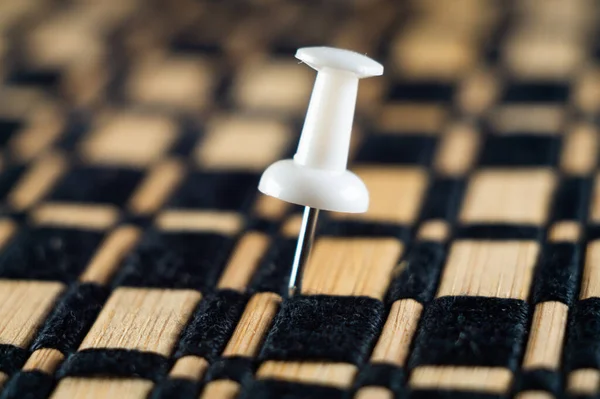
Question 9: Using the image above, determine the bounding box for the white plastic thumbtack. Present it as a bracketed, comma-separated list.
[258, 46, 384, 296]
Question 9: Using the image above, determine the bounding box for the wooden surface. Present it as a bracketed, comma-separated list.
[0, 0, 598, 398]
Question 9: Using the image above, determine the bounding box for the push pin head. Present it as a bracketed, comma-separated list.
[258, 47, 384, 296]
[259, 47, 383, 213]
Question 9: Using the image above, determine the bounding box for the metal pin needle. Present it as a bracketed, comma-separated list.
[288, 206, 320, 296]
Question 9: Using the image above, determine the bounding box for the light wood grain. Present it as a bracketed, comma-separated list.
[200, 380, 240, 399]
[156, 211, 242, 235]
[0, 87, 46, 120]
[0, 219, 16, 251]
[580, 240, 600, 299]
[548, 221, 581, 242]
[0, 281, 64, 346]
[522, 302, 568, 369]
[79, 226, 141, 285]
[460, 169, 556, 225]
[128, 159, 184, 214]
[0, 372, 6, 389]
[128, 55, 213, 110]
[568, 369, 599, 394]
[23, 348, 65, 373]
[457, 69, 499, 115]
[197, 115, 290, 170]
[417, 220, 450, 241]
[223, 292, 281, 357]
[79, 288, 200, 355]
[253, 194, 289, 220]
[574, 67, 600, 113]
[331, 167, 427, 224]
[81, 113, 176, 167]
[169, 355, 208, 380]
[0, 0, 42, 31]
[378, 105, 446, 134]
[281, 214, 303, 238]
[8, 152, 66, 210]
[11, 106, 63, 161]
[410, 366, 512, 393]
[589, 174, 600, 222]
[514, 391, 553, 399]
[561, 124, 598, 174]
[51, 378, 153, 399]
[504, 33, 582, 79]
[217, 233, 270, 291]
[235, 60, 313, 113]
[258, 361, 357, 388]
[32, 203, 118, 229]
[370, 299, 423, 366]
[437, 241, 539, 299]
[64, 59, 107, 108]
[434, 123, 479, 176]
[355, 386, 393, 399]
[492, 106, 564, 134]
[302, 238, 402, 299]
[391, 26, 476, 80]
[25, 8, 106, 69]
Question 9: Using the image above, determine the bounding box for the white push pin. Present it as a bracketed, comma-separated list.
[258, 47, 384, 296]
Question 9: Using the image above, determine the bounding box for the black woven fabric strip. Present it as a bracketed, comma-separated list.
[0, 371, 55, 399]
[249, 238, 295, 297]
[204, 356, 255, 383]
[0, 165, 24, 204]
[513, 368, 561, 395]
[409, 296, 529, 370]
[0, 345, 29, 375]
[57, 349, 170, 381]
[532, 244, 581, 306]
[455, 224, 543, 240]
[31, 283, 109, 353]
[566, 297, 600, 370]
[0, 119, 22, 147]
[167, 171, 259, 211]
[479, 134, 560, 167]
[260, 295, 385, 365]
[502, 82, 569, 103]
[113, 230, 236, 291]
[0, 227, 104, 282]
[239, 379, 346, 399]
[169, 118, 203, 158]
[586, 225, 600, 241]
[568, 395, 596, 399]
[388, 82, 455, 102]
[419, 177, 465, 221]
[550, 177, 592, 221]
[386, 241, 445, 305]
[355, 135, 437, 165]
[353, 363, 405, 393]
[7, 69, 61, 93]
[175, 290, 248, 362]
[49, 166, 143, 206]
[245, 217, 280, 235]
[55, 111, 91, 152]
[149, 379, 200, 399]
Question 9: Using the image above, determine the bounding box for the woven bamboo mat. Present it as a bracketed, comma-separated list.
[0, 0, 599, 398]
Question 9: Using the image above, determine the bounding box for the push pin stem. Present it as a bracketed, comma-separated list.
[258, 47, 383, 297]
[288, 206, 320, 296]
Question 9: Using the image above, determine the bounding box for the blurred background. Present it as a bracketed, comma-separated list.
[0, 0, 598, 205]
